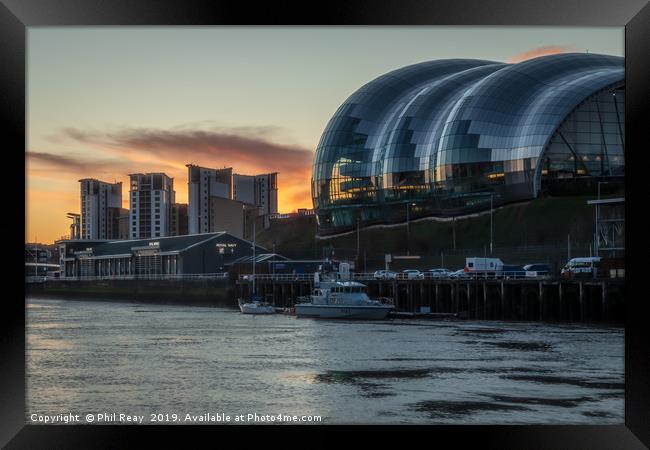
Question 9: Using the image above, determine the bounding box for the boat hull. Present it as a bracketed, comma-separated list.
[294, 304, 393, 320]
[239, 304, 275, 314]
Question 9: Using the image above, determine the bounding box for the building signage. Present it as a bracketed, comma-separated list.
[149, 242, 160, 247]
[216, 243, 237, 248]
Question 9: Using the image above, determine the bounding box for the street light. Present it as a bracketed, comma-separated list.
[406, 202, 416, 256]
[356, 217, 360, 264]
[490, 193, 493, 255]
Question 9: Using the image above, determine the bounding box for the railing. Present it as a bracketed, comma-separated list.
[25, 276, 48, 283]
[239, 272, 549, 282]
[239, 273, 315, 282]
[28, 273, 230, 282]
[357, 271, 554, 281]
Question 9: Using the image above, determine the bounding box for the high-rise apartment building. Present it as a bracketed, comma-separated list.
[187, 164, 233, 234]
[233, 172, 278, 217]
[187, 164, 278, 234]
[117, 209, 130, 240]
[170, 203, 189, 236]
[129, 173, 175, 238]
[79, 179, 122, 239]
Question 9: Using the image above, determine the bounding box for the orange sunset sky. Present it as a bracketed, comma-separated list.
[26, 27, 623, 243]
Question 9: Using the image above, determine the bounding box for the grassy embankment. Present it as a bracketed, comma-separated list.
[256, 194, 611, 272]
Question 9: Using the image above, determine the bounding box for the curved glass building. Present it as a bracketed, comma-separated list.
[312, 53, 625, 232]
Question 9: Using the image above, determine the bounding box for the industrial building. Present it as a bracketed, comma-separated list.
[79, 178, 123, 239]
[58, 232, 267, 278]
[129, 173, 175, 239]
[312, 53, 625, 232]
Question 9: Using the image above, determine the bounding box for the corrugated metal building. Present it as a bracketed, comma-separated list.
[58, 232, 266, 278]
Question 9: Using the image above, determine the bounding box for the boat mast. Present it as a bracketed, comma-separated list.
[252, 219, 256, 297]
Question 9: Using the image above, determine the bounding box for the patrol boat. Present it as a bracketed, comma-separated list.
[294, 263, 393, 320]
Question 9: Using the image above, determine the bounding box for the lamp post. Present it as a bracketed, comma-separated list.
[356, 217, 360, 267]
[406, 202, 416, 256]
[242, 204, 246, 240]
[490, 193, 493, 255]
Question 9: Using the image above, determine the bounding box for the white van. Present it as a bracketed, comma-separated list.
[561, 257, 601, 278]
[464, 257, 504, 276]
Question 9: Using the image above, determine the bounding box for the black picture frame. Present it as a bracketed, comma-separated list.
[3, 0, 648, 447]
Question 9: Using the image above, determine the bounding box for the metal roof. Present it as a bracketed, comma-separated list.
[230, 253, 289, 264]
[587, 197, 625, 205]
[86, 232, 226, 256]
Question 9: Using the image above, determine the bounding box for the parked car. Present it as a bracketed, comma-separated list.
[523, 264, 552, 278]
[449, 269, 470, 278]
[374, 269, 397, 280]
[464, 257, 503, 276]
[561, 257, 601, 278]
[501, 264, 527, 279]
[402, 269, 424, 280]
[426, 268, 452, 278]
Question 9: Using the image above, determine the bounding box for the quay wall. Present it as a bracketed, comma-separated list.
[26, 277, 625, 323]
[26, 279, 234, 307]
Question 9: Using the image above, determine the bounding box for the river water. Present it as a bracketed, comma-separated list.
[26, 298, 624, 425]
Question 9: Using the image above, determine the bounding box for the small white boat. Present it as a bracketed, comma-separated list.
[238, 221, 274, 315]
[239, 297, 275, 315]
[295, 265, 393, 320]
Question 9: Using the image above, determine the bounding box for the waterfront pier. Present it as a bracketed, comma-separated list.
[240, 275, 625, 323]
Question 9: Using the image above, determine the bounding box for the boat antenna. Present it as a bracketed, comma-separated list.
[252, 218, 256, 298]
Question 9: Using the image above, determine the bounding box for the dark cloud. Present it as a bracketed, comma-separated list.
[26, 151, 166, 175]
[59, 126, 314, 173]
[27, 152, 89, 171]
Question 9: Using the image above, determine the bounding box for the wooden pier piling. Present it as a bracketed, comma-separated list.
[238, 276, 624, 323]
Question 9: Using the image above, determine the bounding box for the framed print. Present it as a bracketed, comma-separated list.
[3, 0, 649, 447]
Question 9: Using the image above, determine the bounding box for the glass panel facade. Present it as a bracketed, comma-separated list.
[312, 53, 624, 231]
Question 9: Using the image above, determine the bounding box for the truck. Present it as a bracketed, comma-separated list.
[464, 257, 504, 277]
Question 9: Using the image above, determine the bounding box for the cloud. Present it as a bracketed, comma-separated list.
[508, 45, 576, 63]
[26, 151, 138, 174]
[58, 125, 314, 174]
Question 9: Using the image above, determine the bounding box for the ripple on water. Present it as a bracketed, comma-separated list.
[501, 374, 624, 390]
[411, 400, 528, 419]
[25, 298, 624, 424]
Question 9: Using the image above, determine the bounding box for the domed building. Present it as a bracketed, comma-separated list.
[311, 53, 625, 233]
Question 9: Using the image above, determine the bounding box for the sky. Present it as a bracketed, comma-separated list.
[26, 26, 623, 243]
